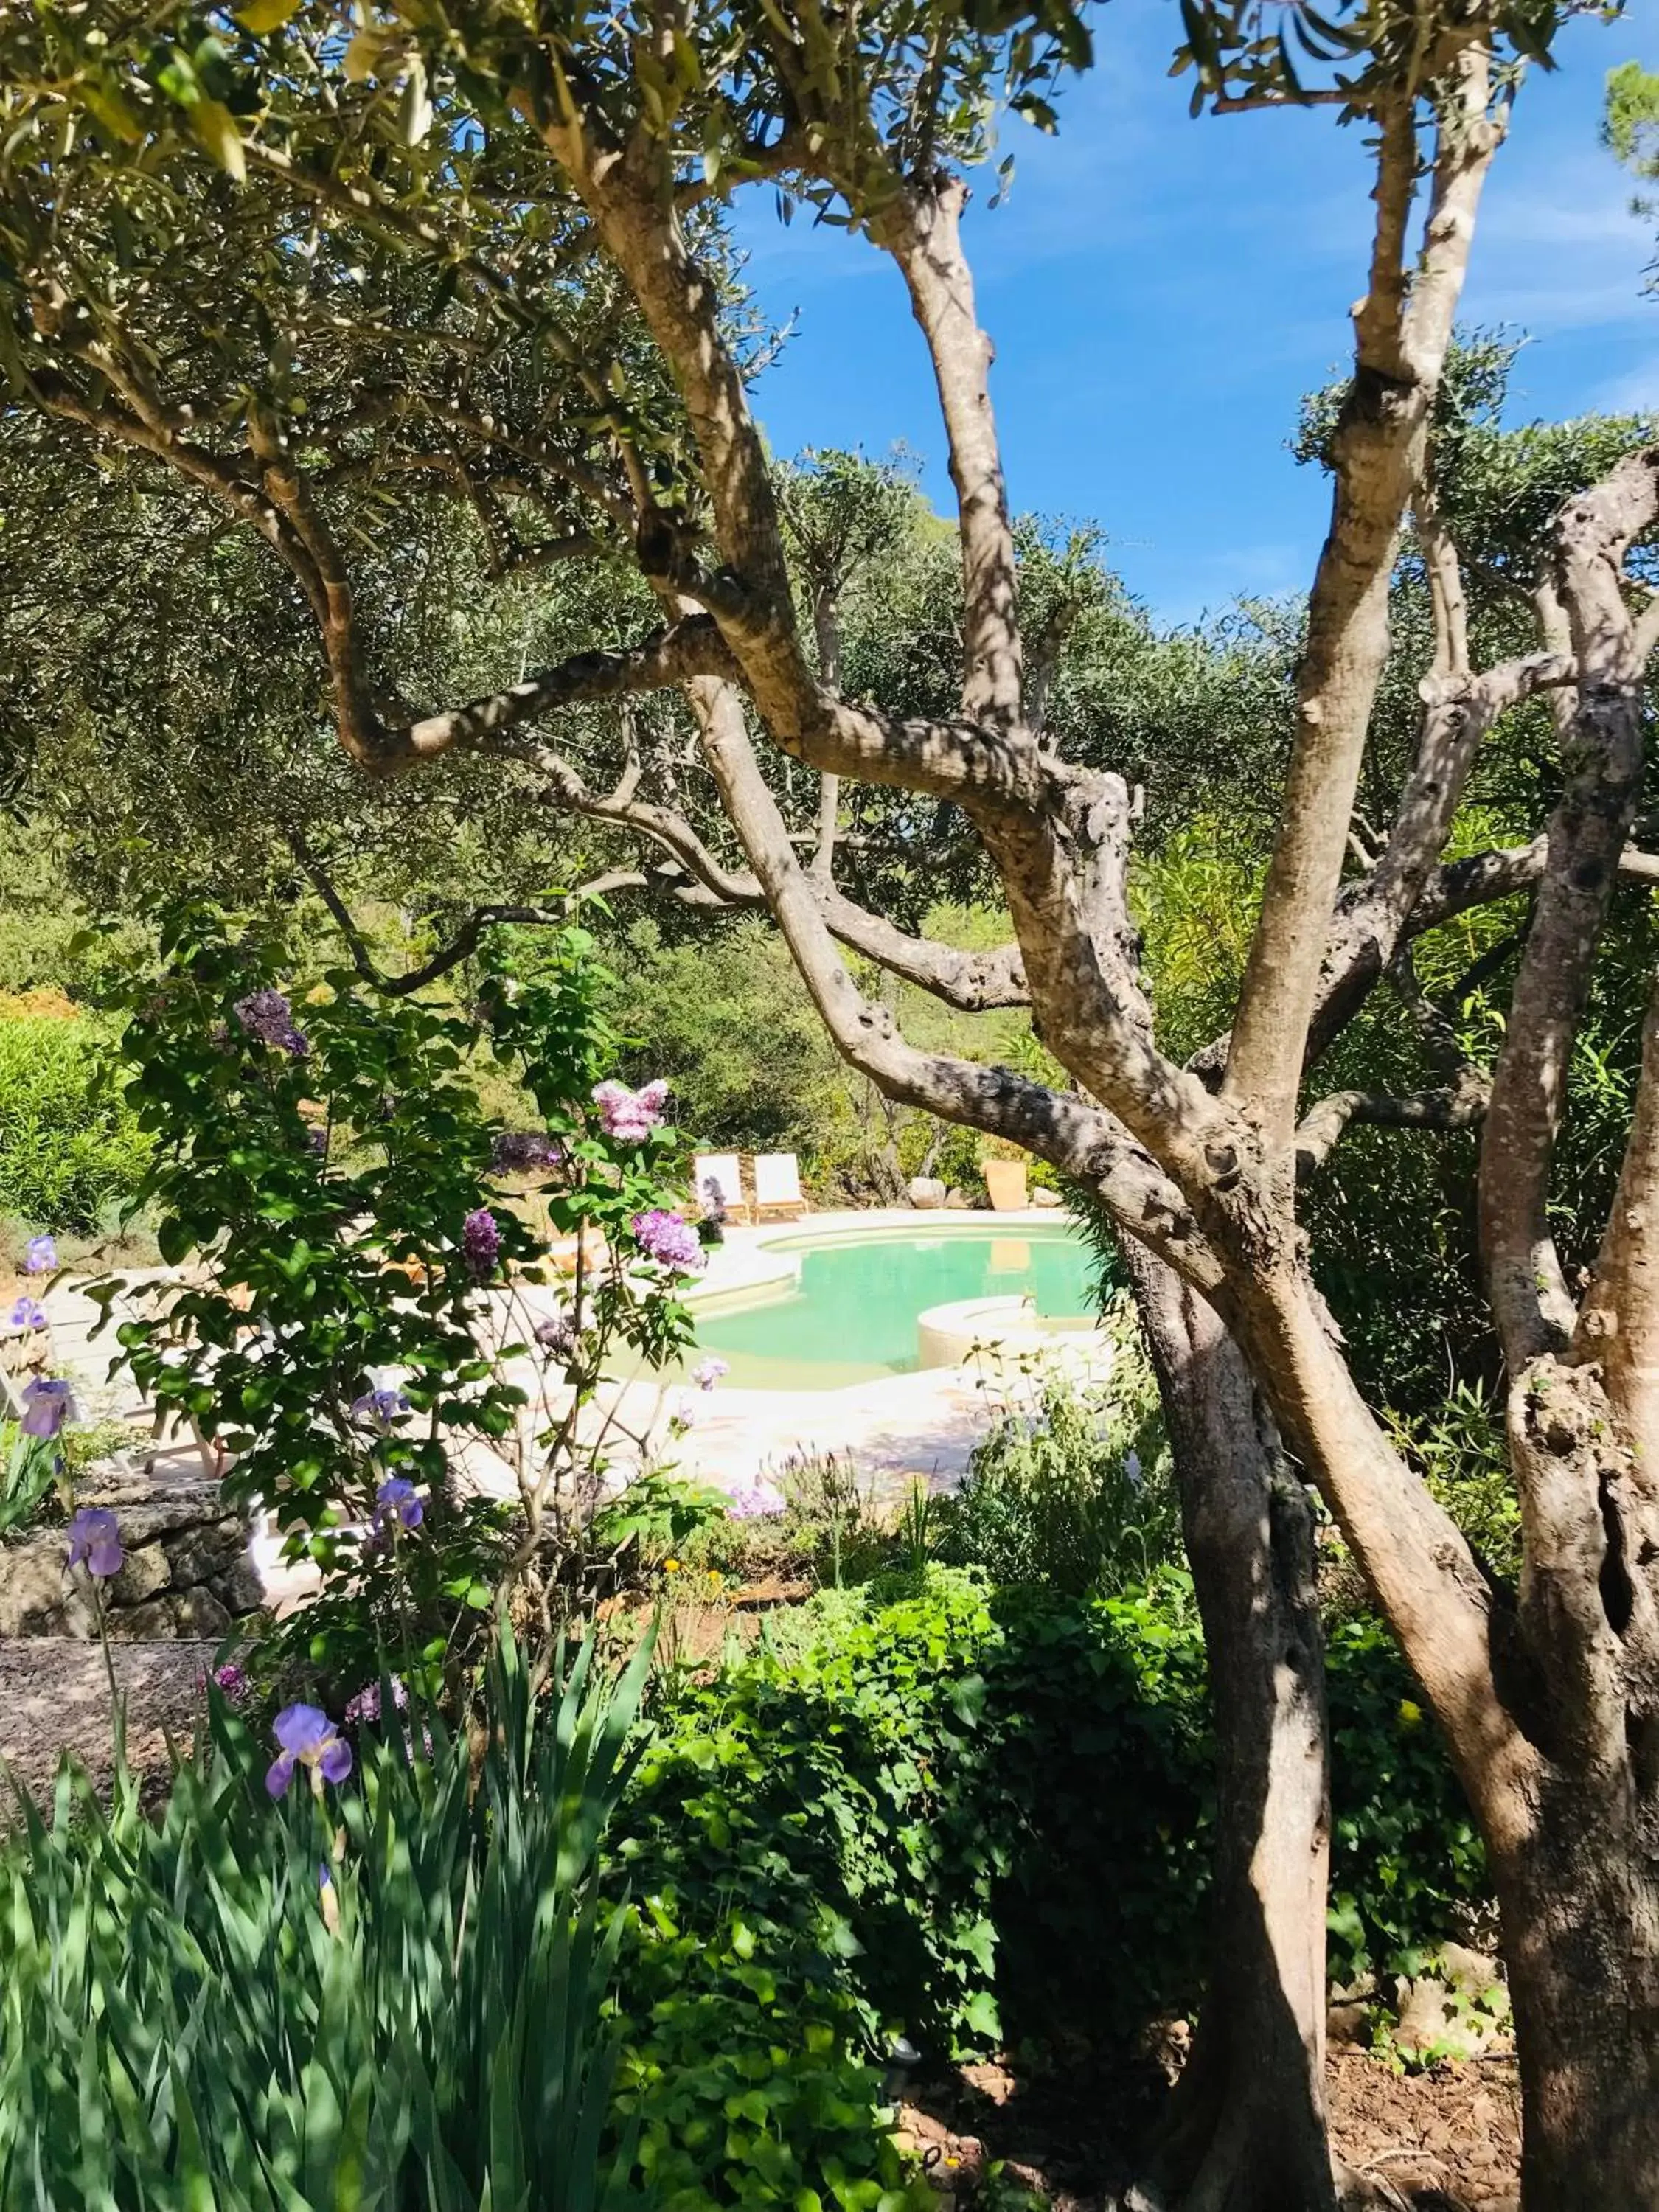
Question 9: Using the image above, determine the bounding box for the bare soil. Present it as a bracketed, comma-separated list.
[0, 1635, 216, 1816]
[897, 2045, 1521, 2210]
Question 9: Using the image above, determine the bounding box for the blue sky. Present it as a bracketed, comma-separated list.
[734, 6, 1658, 625]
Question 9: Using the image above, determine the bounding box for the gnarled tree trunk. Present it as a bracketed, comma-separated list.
[1121, 1243, 1338, 2212]
[1496, 1788, 1659, 2209]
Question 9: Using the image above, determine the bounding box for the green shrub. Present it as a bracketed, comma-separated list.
[614, 1571, 1492, 2127]
[0, 1015, 150, 1231]
[936, 1320, 1176, 1597]
[0, 1635, 645, 2211]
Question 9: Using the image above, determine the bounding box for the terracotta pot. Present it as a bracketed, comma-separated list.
[983, 1158, 1029, 1212]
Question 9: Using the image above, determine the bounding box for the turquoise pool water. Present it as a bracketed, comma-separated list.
[691, 1225, 1099, 1391]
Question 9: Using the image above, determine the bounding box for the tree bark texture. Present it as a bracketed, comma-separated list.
[1121, 1243, 1338, 2212]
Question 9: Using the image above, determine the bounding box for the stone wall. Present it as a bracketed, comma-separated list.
[0, 1461, 262, 1639]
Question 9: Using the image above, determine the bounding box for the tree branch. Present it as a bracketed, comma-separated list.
[1481, 447, 1659, 1367]
[1224, 53, 1502, 1144]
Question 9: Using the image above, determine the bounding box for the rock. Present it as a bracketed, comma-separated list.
[211, 1554, 266, 1616]
[908, 1176, 947, 1208]
[944, 1186, 973, 1209]
[1030, 1185, 1062, 1208]
[110, 1542, 172, 1607]
[1438, 1942, 1506, 2007]
[175, 1586, 232, 1638]
[0, 1543, 72, 1636]
[164, 1518, 244, 1585]
[1327, 1999, 1372, 2045]
[107, 1597, 183, 1640]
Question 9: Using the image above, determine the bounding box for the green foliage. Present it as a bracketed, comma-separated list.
[0, 1632, 647, 2211]
[0, 1016, 151, 1232]
[0, 1423, 63, 1541]
[1325, 1617, 1489, 1986]
[1385, 1383, 1520, 1585]
[95, 901, 697, 1693]
[936, 1324, 1176, 1598]
[615, 1568, 1489, 2113]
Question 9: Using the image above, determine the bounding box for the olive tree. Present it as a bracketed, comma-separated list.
[6, 3, 1659, 2205]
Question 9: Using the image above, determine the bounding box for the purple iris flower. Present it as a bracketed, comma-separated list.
[631, 1209, 703, 1273]
[591, 1079, 667, 1143]
[66, 1506, 124, 1578]
[266, 1703, 352, 1798]
[373, 1476, 423, 1534]
[212, 1663, 248, 1701]
[350, 1387, 410, 1432]
[462, 1207, 501, 1281]
[233, 987, 310, 1057]
[22, 1234, 57, 1275]
[9, 1296, 46, 1330]
[20, 1377, 76, 1439]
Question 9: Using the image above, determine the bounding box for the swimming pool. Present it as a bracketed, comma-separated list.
[689, 1224, 1101, 1391]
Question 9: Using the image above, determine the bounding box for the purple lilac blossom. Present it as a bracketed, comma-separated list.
[591, 1079, 668, 1143]
[9, 1296, 46, 1330]
[266, 1703, 352, 1798]
[66, 1506, 124, 1578]
[233, 988, 310, 1057]
[20, 1377, 76, 1439]
[631, 1210, 703, 1273]
[374, 1476, 423, 1533]
[726, 1478, 786, 1520]
[692, 1357, 729, 1391]
[22, 1235, 57, 1275]
[344, 1676, 410, 1727]
[462, 1207, 501, 1280]
[491, 1130, 565, 1175]
[350, 1387, 411, 1431]
[534, 1309, 580, 1363]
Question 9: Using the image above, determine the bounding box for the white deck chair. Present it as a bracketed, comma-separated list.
[752, 1152, 806, 1220]
[692, 1153, 748, 1225]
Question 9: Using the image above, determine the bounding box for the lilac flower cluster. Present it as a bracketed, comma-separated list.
[691, 1357, 729, 1391]
[267, 1704, 352, 1798]
[66, 1506, 123, 1577]
[591, 1079, 667, 1143]
[726, 1478, 786, 1520]
[535, 1309, 580, 1364]
[631, 1209, 703, 1273]
[233, 987, 310, 1057]
[374, 1476, 423, 1534]
[462, 1207, 501, 1281]
[344, 1674, 409, 1728]
[21, 1377, 76, 1439]
[490, 1129, 566, 1175]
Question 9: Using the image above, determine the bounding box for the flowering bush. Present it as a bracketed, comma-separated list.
[93, 901, 700, 1694]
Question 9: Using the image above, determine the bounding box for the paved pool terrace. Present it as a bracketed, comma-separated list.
[27, 1209, 1107, 1605]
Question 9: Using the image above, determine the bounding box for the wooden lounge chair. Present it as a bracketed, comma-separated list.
[753, 1152, 807, 1221]
[692, 1152, 749, 1225]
